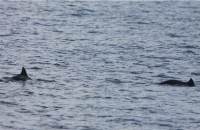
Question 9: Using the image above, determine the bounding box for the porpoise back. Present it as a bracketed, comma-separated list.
[160, 78, 195, 87]
[11, 67, 31, 81]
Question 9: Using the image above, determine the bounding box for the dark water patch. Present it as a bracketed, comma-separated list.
[137, 21, 150, 25]
[82, 95, 102, 100]
[87, 30, 100, 34]
[167, 33, 189, 38]
[20, 17, 31, 21]
[182, 45, 198, 49]
[131, 96, 140, 100]
[7, 113, 15, 117]
[0, 79, 4, 82]
[119, 89, 126, 91]
[141, 96, 156, 100]
[36, 79, 56, 82]
[149, 109, 158, 114]
[36, 109, 48, 113]
[68, 4, 76, 7]
[134, 82, 146, 85]
[38, 93, 56, 98]
[35, 105, 48, 109]
[183, 50, 196, 55]
[52, 125, 69, 129]
[62, 38, 76, 41]
[139, 107, 149, 110]
[23, 90, 34, 96]
[130, 71, 143, 74]
[0, 34, 11, 37]
[71, 13, 82, 17]
[0, 101, 18, 106]
[0, 124, 15, 130]
[191, 72, 200, 76]
[30, 67, 42, 70]
[0, 92, 6, 97]
[105, 78, 131, 84]
[157, 123, 174, 128]
[52, 29, 63, 33]
[123, 118, 141, 124]
[83, 114, 95, 118]
[146, 89, 154, 92]
[107, 118, 141, 125]
[154, 74, 174, 79]
[54, 63, 69, 67]
[15, 108, 32, 113]
[104, 96, 112, 99]
[53, 106, 63, 110]
[78, 8, 95, 13]
[125, 108, 135, 111]
[55, 50, 69, 55]
[32, 31, 39, 35]
[77, 38, 89, 41]
[105, 78, 122, 84]
[98, 115, 113, 118]
[30, 62, 51, 65]
[44, 114, 52, 117]
[76, 126, 97, 130]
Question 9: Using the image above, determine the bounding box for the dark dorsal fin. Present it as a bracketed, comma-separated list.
[188, 78, 195, 86]
[20, 67, 28, 76]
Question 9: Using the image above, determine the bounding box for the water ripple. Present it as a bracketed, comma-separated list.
[0, 1, 200, 130]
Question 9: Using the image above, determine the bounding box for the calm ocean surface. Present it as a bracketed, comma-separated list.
[0, 1, 200, 130]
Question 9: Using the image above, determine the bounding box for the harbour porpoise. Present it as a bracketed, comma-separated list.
[160, 78, 195, 87]
[11, 67, 31, 81]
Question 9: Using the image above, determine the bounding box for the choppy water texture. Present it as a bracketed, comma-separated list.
[0, 1, 200, 130]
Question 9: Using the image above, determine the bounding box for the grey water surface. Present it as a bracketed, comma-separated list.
[0, 1, 200, 130]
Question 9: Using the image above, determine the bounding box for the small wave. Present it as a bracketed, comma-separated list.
[78, 8, 95, 13]
[192, 72, 200, 76]
[37, 79, 56, 82]
[183, 50, 196, 55]
[30, 62, 51, 65]
[98, 115, 113, 118]
[104, 96, 112, 99]
[0, 34, 11, 37]
[0, 79, 4, 82]
[157, 122, 174, 128]
[51, 125, 69, 129]
[130, 71, 142, 74]
[167, 33, 189, 38]
[52, 29, 63, 33]
[54, 62, 69, 67]
[182, 45, 197, 49]
[71, 13, 82, 17]
[137, 21, 149, 25]
[108, 118, 141, 125]
[30, 67, 42, 70]
[23, 91, 34, 95]
[105, 78, 132, 84]
[141, 96, 156, 100]
[20, 17, 31, 21]
[0, 101, 18, 106]
[34, 105, 48, 109]
[15, 108, 32, 113]
[77, 38, 89, 41]
[62, 38, 76, 41]
[87, 30, 100, 34]
[53, 106, 63, 110]
[105, 78, 123, 84]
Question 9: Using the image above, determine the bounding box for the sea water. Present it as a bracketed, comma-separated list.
[0, 1, 200, 130]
